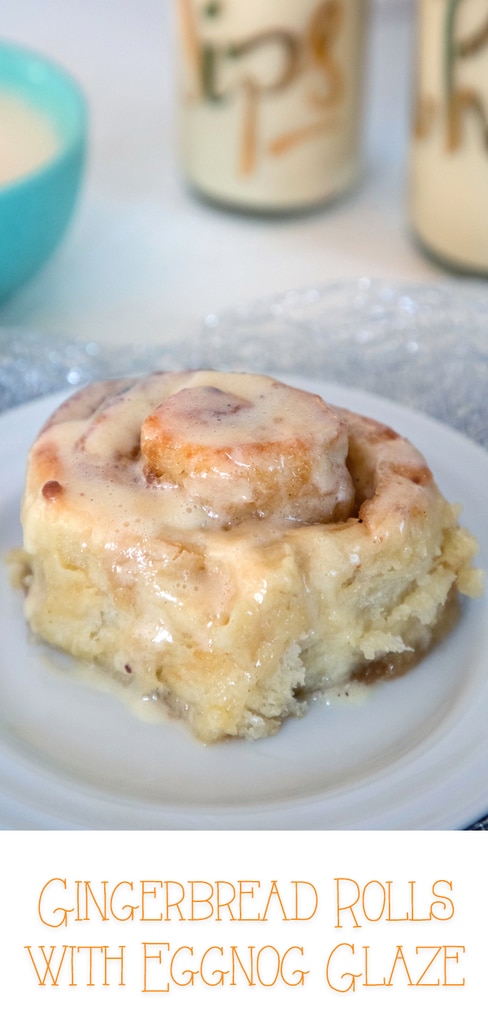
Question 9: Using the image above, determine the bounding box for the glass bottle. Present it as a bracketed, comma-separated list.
[410, 0, 488, 273]
[176, 0, 368, 212]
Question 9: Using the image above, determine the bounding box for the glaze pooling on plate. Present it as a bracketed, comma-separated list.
[0, 279, 487, 827]
[14, 370, 481, 744]
[0, 380, 487, 828]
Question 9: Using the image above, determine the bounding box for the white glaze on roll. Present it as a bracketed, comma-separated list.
[16, 370, 482, 743]
[30, 370, 355, 531]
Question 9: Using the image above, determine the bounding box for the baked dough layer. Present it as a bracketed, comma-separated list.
[15, 371, 482, 742]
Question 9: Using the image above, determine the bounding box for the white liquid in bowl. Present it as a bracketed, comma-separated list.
[0, 92, 59, 185]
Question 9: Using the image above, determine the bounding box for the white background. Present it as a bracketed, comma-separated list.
[1, 831, 486, 1023]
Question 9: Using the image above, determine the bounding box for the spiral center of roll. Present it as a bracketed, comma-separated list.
[145, 385, 257, 443]
[140, 375, 355, 526]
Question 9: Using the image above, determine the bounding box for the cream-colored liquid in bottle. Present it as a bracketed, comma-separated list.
[176, 0, 367, 212]
[410, 0, 488, 273]
[0, 92, 59, 185]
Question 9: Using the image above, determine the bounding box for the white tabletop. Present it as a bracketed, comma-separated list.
[1, 0, 447, 351]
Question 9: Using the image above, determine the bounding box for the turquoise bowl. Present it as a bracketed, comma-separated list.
[0, 41, 87, 303]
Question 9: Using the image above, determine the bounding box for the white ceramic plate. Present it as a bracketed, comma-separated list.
[0, 378, 486, 830]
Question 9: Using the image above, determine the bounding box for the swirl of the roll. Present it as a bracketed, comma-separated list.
[29, 370, 356, 530]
